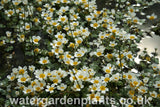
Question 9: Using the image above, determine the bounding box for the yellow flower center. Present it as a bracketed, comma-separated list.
[94, 80, 99, 84]
[19, 69, 25, 74]
[31, 81, 36, 87]
[90, 94, 95, 99]
[46, 17, 51, 20]
[97, 52, 102, 56]
[128, 75, 132, 79]
[87, 18, 92, 21]
[49, 87, 54, 91]
[129, 90, 135, 96]
[25, 25, 30, 29]
[128, 54, 132, 58]
[34, 38, 39, 43]
[20, 77, 26, 82]
[141, 89, 146, 93]
[42, 60, 47, 64]
[78, 75, 83, 79]
[57, 41, 62, 46]
[61, 17, 66, 22]
[149, 16, 155, 20]
[77, 40, 82, 44]
[11, 76, 15, 80]
[130, 9, 134, 12]
[53, 79, 58, 83]
[107, 54, 113, 59]
[105, 69, 111, 73]
[100, 86, 106, 91]
[39, 74, 45, 78]
[36, 87, 41, 91]
[133, 81, 138, 86]
[58, 35, 63, 39]
[26, 89, 31, 93]
[73, 32, 78, 36]
[93, 23, 98, 27]
[104, 77, 110, 82]
[77, 53, 82, 57]
[8, 11, 13, 15]
[60, 87, 65, 89]
[73, 62, 78, 65]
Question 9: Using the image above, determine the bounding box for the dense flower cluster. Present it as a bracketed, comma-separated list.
[0, 0, 160, 107]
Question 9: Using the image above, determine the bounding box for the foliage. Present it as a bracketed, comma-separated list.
[0, 0, 160, 107]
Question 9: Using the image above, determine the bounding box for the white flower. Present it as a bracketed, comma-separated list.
[50, 20, 58, 26]
[39, 57, 50, 64]
[71, 58, 81, 66]
[86, 15, 93, 22]
[23, 85, 33, 94]
[138, 86, 148, 94]
[58, 15, 68, 23]
[52, 47, 64, 55]
[94, 47, 105, 57]
[98, 32, 106, 39]
[151, 63, 158, 70]
[12, 0, 21, 6]
[101, 74, 110, 83]
[103, 64, 114, 74]
[5, 9, 14, 17]
[147, 13, 157, 20]
[154, 81, 160, 88]
[126, 51, 134, 60]
[15, 91, 19, 96]
[143, 77, 149, 84]
[72, 81, 84, 91]
[50, 76, 62, 85]
[0, 40, 5, 46]
[29, 65, 35, 72]
[150, 91, 157, 98]
[90, 21, 100, 29]
[109, 41, 117, 47]
[33, 83, 43, 92]
[18, 74, 30, 83]
[57, 83, 67, 91]
[18, 66, 27, 75]
[45, 69, 52, 77]
[92, 92, 104, 102]
[55, 32, 65, 39]
[129, 34, 137, 40]
[75, 70, 88, 80]
[91, 77, 102, 85]
[32, 36, 41, 44]
[97, 83, 108, 93]
[59, 6, 69, 13]
[35, 69, 47, 80]
[46, 84, 56, 93]
[71, 21, 79, 27]
[74, 52, 84, 57]
[18, 34, 25, 42]
[89, 84, 98, 92]
[71, 13, 80, 20]
[126, 72, 136, 80]
[116, 59, 126, 68]
[19, 12, 28, 19]
[75, 37, 83, 45]
[105, 53, 114, 61]
[131, 78, 140, 87]
[6, 31, 12, 37]
[61, 0, 70, 3]
[111, 73, 121, 81]
[7, 74, 16, 81]
[25, 23, 31, 30]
